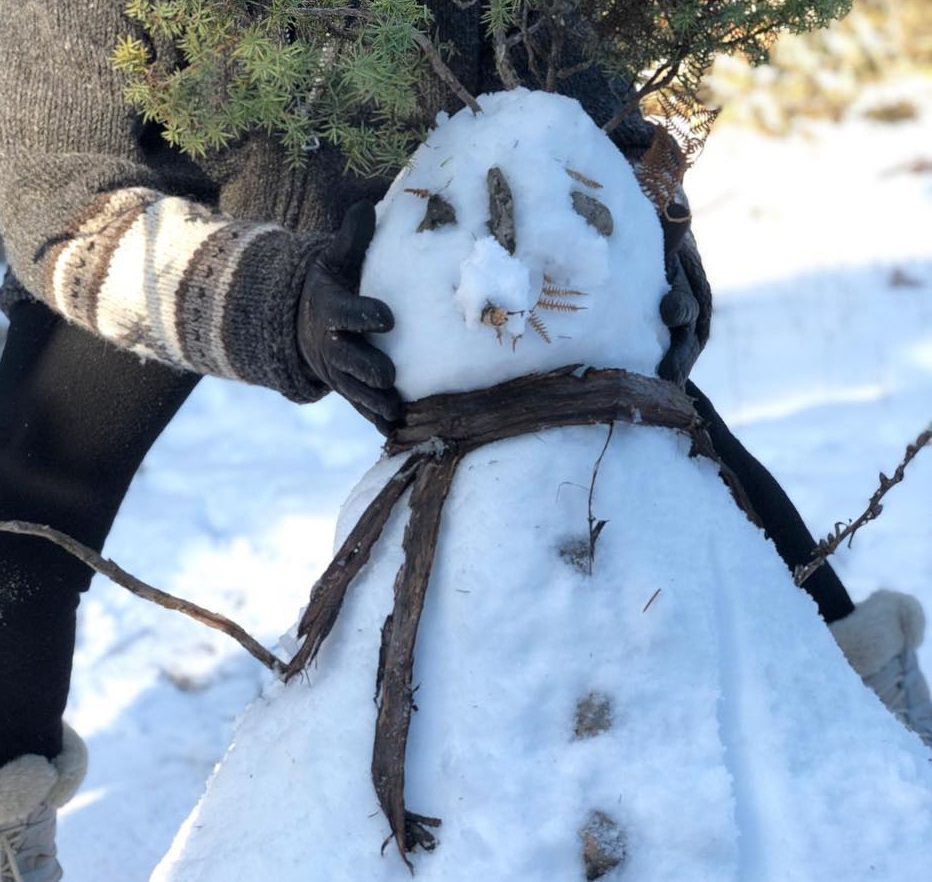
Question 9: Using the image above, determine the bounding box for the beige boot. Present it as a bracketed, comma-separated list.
[0, 725, 87, 882]
[831, 589, 932, 747]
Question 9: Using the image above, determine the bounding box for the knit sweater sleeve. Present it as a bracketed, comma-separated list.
[0, 2, 327, 403]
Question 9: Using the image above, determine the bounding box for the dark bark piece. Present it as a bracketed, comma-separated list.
[417, 194, 457, 232]
[487, 166, 517, 254]
[285, 452, 427, 679]
[388, 366, 700, 455]
[581, 810, 628, 879]
[372, 450, 460, 868]
[574, 692, 613, 739]
[572, 191, 614, 236]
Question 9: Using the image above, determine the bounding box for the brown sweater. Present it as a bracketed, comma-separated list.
[0, 3, 653, 401]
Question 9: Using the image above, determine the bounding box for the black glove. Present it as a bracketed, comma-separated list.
[656, 202, 712, 386]
[297, 201, 403, 429]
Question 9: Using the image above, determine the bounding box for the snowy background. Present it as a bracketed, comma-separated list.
[1, 74, 930, 878]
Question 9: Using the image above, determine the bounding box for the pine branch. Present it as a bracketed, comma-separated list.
[794, 424, 932, 587]
[299, 5, 481, 113]
[0, 520, 287, 674]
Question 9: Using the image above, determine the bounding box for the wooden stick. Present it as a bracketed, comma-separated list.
[0, 520, 286, 674]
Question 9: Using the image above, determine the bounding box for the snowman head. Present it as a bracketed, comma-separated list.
[361, 89, 669, 401]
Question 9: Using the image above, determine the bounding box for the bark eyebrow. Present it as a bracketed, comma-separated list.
[572, 191, 614, 237]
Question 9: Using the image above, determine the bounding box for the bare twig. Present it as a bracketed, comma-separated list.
[492, 27, 522, 89]
[0, 520, 287, 674]
[601, 51, 686, 135]
[586, 424, 614, 574]
[794, 424, 932, 587]
[544, 13, 564, 92]
[642, 588, 662, 613]
[408, 29, 482, 114]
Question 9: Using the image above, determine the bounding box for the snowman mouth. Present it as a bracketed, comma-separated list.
[479, 275, 588, 345]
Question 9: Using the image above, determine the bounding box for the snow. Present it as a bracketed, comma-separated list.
[4, 75, 927, 879]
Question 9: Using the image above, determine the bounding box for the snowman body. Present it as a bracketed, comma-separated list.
[155, 92, 932, 882]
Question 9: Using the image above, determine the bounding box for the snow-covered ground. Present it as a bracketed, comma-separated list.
[6, 75, 928, 878]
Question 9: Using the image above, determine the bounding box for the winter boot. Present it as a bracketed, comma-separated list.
[830, 589, 932, 747]
[0, 724, 87, 882]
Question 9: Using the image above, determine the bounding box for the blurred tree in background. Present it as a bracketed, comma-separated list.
[702, 0, 932, 131]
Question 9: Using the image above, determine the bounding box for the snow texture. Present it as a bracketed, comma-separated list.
[148, 90, 932, 881]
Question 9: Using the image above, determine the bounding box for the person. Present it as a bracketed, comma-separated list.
[0, 3, 929, 879]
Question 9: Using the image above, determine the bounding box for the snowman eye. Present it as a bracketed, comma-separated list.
[415, 193, 457, 232]
[571, 192, 613, 237]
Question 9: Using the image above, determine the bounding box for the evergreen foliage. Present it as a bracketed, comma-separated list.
[113, 0, 853, 176]
[113, 0, 435, 174]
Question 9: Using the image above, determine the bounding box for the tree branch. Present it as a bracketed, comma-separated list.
[297, 5, 481, 113]
[794, 424, 932, 587]
[0, 520, 287, 675]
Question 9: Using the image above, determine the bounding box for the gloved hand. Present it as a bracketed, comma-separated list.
[656, 202, 712, 387]
[297, 201, 403, 430]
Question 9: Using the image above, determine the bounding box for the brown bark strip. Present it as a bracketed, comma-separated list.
[0, 519, 287, 674]
[388, 366, 760, 526]
[371, 450, 461, 869]
[285, 452, 428, 680]
[387, 366, 701, 456]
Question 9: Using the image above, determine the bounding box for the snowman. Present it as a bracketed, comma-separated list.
[155, 90, 932, 882]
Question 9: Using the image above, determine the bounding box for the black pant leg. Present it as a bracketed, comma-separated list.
[686, 381, 855, 624]
[0, 299, 200, 765]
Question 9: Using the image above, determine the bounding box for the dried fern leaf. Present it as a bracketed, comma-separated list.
[541, 280, 588, 299]
[527, 311, 551, 343]
[565, 167, 603, 189]
[536, 296, 587, 313]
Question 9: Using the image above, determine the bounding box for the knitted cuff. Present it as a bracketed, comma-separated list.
[36, 186, 331, 402]
[220, 229, 331, 403]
